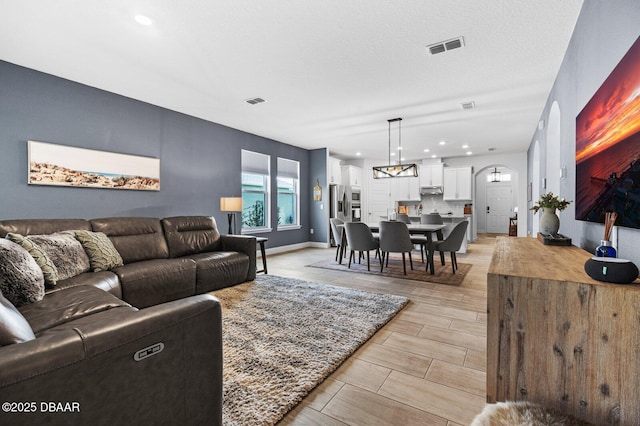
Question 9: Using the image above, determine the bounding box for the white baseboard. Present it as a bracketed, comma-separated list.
[257, 241, 330, 258]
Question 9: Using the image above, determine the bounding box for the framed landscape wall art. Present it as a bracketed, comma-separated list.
[28, 141, 160, 191]
[575, 36, 640, 229]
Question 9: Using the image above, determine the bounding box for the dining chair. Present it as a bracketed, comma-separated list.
[408, 233, 428, 263]
[344, 222, 380, 271]
[379, 221, 414, 275]
[420, 213, 443, 224]
[432, 220, 469, 273]
[397, 214, 412, 224]
[329, 218, 345, 262]
[420, 213, 447, 264]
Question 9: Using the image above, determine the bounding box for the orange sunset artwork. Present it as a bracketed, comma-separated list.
[576, 36, 640, 226]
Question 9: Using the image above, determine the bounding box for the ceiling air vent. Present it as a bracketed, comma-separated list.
[245, 97, 266, 105]
[461, 101, 475, 110]
[426, 36, 465, 55]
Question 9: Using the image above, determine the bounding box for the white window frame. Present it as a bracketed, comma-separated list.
[276, 157, 301, 231]
[241, 150, 272, 233]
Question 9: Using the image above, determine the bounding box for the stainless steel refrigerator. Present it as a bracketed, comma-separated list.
[329, 184, 347, 246]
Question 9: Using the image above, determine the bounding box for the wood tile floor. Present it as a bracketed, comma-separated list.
[265, 234, 497, 426]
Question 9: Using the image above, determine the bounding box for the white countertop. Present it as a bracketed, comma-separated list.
[406, 214, 471, 219]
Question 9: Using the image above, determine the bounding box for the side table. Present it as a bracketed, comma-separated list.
[255, 237, 268, 274]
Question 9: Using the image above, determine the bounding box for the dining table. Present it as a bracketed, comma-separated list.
[367, 222, 446, 275]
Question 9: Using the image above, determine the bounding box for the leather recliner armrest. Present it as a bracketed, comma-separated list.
[0, 294, 223, 426]
[220, 234, 257, 281]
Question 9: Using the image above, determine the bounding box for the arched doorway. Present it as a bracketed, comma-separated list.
[475, 165, 517, 234]
[546, 102, 561, 195]
[532, 140, 541, 236]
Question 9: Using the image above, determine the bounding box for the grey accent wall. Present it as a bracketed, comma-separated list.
[309, 148, 328, 243]
[0, 61, 311, 248]
[527, 0, 640, 262]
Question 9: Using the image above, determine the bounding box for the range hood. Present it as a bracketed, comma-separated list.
[420, 185, 443, 195]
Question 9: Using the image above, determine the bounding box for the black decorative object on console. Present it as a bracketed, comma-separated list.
[584, 257, 639, 284]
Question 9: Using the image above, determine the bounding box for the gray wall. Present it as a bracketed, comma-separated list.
[527, 0, 640, 262]
[309, 148, 329, 243]
[0, 61, 317, 248]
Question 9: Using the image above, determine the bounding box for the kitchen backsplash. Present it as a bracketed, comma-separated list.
[398, 195, 469, 216]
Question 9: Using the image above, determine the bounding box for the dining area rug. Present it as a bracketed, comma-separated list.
[307, 253, 471, 286]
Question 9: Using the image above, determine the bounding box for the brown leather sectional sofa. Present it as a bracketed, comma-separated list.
[0, 215, 257, 425]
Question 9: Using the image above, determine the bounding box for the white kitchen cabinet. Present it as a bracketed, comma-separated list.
[328, 157, 342, 184]
[443, 167, 472, 200]
[341, 165, 363, 187]
[419, 164, 443, 187]
[390, 176, 420, 201]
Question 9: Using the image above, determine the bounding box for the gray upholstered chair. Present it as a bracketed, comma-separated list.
[344, 222, 380, 271]
[432, 220, 469, 273]
[329, 218, 345, 262]
[379, 221, 414, 275]
[397, 214, 412, 224]
[420, 213, 443, 224]
[420, 213, 446, 264]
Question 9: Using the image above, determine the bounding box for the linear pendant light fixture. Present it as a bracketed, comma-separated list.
[373, 118, 418, 179]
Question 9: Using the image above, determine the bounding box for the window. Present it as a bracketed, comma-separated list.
[487, 173, 511, 182]
[241, 150, 270, 232]
[277, 158, 300, 228]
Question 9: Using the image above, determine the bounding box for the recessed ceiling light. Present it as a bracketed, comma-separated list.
[462, 144, 469, 149]
[423, 149, 430, 153]
[390, 152, 396, 157]
[397, 146, 403, 151]
[356, 152, 361, 156]
[401, 157, 406, 161]
[466, 151, 473, 155]
[439, 141, 446, 146]
[431, 154, 437, 158]
[134, 15, 153, 26]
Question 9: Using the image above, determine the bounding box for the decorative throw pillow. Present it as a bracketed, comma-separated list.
[0, 239, 45, 307]
[0, 289, 36, 345]
[6, 233, 59, 288]
[25, 232, 91, 281]
[74, 230, 124, 272]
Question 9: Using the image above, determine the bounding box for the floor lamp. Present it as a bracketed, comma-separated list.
[220, 197, 243, 234]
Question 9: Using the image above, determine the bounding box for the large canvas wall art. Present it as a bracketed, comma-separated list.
[575, 36, 640, 229]
[28, 141, 160, 191]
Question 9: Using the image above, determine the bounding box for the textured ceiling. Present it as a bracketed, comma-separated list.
[0, 0, 584, 161]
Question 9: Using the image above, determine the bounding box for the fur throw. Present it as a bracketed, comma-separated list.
[471, 401, 593, 426]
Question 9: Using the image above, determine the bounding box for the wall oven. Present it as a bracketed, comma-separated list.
[351, 189, 361, 221]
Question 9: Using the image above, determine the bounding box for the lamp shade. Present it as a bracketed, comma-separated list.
[220, 197, 243, 212]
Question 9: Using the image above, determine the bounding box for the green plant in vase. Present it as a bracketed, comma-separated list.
[530, 192, 572, 235]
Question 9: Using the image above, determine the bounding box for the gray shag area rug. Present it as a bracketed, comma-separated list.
[214, 274, 409, 426]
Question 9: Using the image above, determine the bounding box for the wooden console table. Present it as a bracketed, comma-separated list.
[487, 237, 640, 424]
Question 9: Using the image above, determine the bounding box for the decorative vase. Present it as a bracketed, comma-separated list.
[539, 207, 560, 235]
[595, 240, 617, 257]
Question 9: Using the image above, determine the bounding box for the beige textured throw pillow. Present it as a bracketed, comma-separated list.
[6, 233, 59, 288]
[74, 230, 124, 272]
